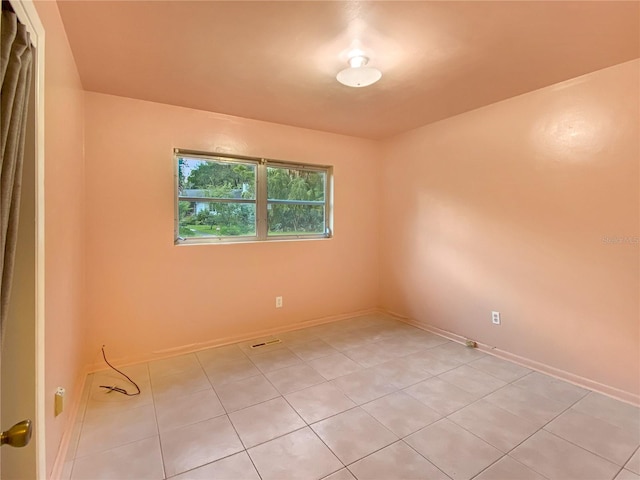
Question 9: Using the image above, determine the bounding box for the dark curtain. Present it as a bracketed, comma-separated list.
[1, 9, 34, 342]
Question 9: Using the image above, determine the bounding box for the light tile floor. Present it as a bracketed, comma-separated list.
[63, 314, 640, 480]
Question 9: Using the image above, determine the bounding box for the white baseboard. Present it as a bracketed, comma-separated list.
[86, 307, 380, 373]
[50, 366, 91, 480]
[51, 307, 381, 478]
[385, 310, 640, 407]
[53, 305, 638, 478]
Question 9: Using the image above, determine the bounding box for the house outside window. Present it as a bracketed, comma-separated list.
[175, 149, 333, 244]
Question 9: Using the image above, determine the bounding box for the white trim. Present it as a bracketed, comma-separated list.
[85, 307, 379, 372]
[7, 1, 46, 478]
[385, 310, 640, 407]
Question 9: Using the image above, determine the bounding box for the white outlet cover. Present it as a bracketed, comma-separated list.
[491, 311, 501, 325]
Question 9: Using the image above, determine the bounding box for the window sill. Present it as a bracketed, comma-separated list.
[174, 235, 333, 246]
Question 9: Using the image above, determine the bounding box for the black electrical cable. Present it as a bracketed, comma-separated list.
[98, 345, 141, 396]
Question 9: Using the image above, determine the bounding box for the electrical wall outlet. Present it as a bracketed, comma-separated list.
[55, 387, 65, 416]
[491, 311, 501, 325]
[275, 296, 283, 308]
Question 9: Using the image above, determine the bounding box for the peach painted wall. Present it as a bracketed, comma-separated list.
[83, 93, 381, 364]
[34, 1, 89, 475]
[380, 60, 640, 398]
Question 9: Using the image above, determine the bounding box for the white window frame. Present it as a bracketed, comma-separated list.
[174, 148, 333, 244]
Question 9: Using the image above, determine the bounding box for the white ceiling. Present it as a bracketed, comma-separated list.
[58, 1, 640, 139]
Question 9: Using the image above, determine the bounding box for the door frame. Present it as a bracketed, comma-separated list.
[6, 1, 46, 478]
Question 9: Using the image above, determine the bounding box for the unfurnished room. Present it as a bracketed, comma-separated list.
[0, 1, 638, 479]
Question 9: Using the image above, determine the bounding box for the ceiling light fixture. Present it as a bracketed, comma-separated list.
[336, 54, 382, 88]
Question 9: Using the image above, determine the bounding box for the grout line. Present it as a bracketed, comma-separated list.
[144, 362, 168, 480]
[225, 417, 264, 480]
[79, 316, 638, 480]
[542, 429, 634, 472]
[393, 369, 569, 479]
[400, 439, 455, 480]
[465, 387, 589, 480]
[164, 450, 258, 480]
[471, 455, 552, 480]
[72, 432, 161, 462]
[622, 445, 640, 472]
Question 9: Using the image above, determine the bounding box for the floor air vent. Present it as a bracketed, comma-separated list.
[250, 339, 281, 349]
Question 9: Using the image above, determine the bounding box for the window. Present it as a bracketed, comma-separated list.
[175, 149, 332, 243]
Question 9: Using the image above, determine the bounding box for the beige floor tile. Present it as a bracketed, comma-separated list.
[308, 353, 363, 380]
[151, 368, 211, 401]
[361, 391, 442, 437]
[229, 397, 306, 448]
[429, 342, 486, 363]
[339, 315, 384, 330]
[402, 350, 462, 375]
[448, 399, 538, 452]
[215, 375, 280, 412]
[348, 441, 449, 480]
[74, 318, 631, 480]
[311, 407, 397, 465]
[404, 377, 479, 416]
[324, 331, 373, 351]
[285, 383, 356, 423]
[342, 344, 401, 368]
[249, 347, 303, 373]
[438, 365, 507, 396]
[473, 456, 547, 480]
[379, 333, 446, 356]
[572, 392, 640, 434]
[469, 355, 532, 383]
[371, 358, 432, 389]
[616, 469, 640, 480]
[289, 339, 339, 361]
[511, 430, 619, 480]
[71, 436, 164, 480]
[196, 344, 247, 370]
[149, 354, 201, 379]
[398, 329, 450, 345]
[627, 449, 640, 475]
[248, 427, 343, 480]
[545, 408, 639, 466]
[204, 357, 262, 386]
[322, 469, 356, 480]
[405, 419, 502, 480]
[160, 416, 243, 477]
[170, 451, 260, 480]
[484, 385, 568, 426]
[155, 388, 225, 433]
[330, 369, 396, 404]
[265, 363, 326, 394]
[85, 366, 153, 420]
[513, 372, 589, 405]
[355, 325, 404, 343]
[76, 404, 158, 458]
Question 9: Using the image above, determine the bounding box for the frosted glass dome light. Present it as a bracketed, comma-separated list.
[336, 55, 382, 88]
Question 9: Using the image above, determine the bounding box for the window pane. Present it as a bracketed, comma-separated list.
[267, 166, 325, 202]
[267, 204, 325, 235]
[178, 201, 256, 238]
[178, 157, 256, 200]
